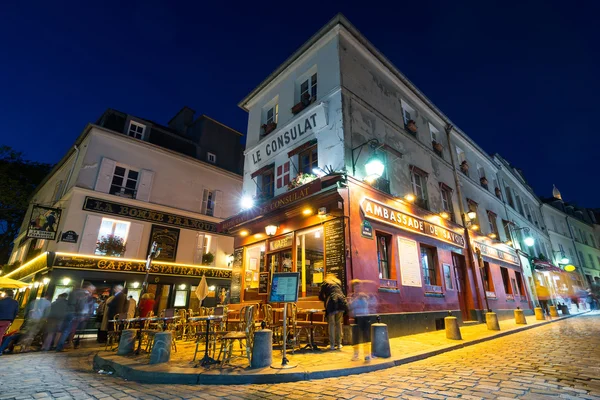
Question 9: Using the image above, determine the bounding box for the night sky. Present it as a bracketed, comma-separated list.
[2, 1, 598, 207]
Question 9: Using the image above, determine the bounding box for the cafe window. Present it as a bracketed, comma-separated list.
[245, 243, 265, 293]
[420, 244, 438, 286]
[515, 271, 526, 296]
[174, 288, 188, 307]
[95, 218, 130, 256]
[376, 232, 392, 280]
[410, 167, 429, 210]
[500, 267, 512, 294]
[276, 162, 290, 189]
[110, 165, 139, 198]
[299, 145, 318, 175]
[201, 189, 215, 216]
[257, 168, 275, 199]
[482, 262, 494, 292]
[296, 226, 324, 297]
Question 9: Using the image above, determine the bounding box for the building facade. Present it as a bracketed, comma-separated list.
[6, 108, 243, 311]
[220, 15, 533, 336]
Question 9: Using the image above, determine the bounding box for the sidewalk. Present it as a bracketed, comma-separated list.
[93, 310, 589, 385]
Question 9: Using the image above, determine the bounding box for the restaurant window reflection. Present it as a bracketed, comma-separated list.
[296, 226, 324, 297]
[245, 243, 265, 295]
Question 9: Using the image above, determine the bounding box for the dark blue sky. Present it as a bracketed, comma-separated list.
[2, 1, 597, 206]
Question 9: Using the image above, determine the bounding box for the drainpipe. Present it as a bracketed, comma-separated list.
[62, 145, 80, 198]
[445, 124, 484, 319]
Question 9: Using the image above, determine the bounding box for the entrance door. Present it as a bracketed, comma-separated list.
[147, 284, 171, 316]
[267, 250, 294, 273]
[452, 253, 470, 321]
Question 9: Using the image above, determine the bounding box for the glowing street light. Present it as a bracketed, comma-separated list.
[241, 195, 254, 210]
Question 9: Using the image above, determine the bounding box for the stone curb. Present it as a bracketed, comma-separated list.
[93, 311, 589, 385]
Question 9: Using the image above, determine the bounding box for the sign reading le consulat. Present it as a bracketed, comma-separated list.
[83, 197, 217, 233]
[53, 255, 232, 279]
[360, 198, 466, 247]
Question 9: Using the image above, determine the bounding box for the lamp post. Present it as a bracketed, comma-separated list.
[135, 241, 161, 354]
[351, 138, 385, 182]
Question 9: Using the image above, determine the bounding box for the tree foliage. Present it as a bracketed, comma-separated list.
[0, 146, 52, 264]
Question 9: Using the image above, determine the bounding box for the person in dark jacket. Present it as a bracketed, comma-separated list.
[55, 282, 95, 351]
[42, 293, 69, 351]
[106, 285, 127, 323]
[0, 290, 19, 346]
[319, 274, 348, 350]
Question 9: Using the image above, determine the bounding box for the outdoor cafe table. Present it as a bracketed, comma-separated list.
[299, 308, 324, 351]
[189, 315, 223, 367]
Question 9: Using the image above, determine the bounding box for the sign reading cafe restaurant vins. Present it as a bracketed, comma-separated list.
[360, 198, 466, 247]
[248, 102, 327, 166]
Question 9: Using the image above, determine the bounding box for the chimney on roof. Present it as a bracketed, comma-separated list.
[168, 106, 196, 133]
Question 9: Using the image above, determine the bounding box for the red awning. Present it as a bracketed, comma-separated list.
[250, 163, 275, 179]
[287, 139, 317, 157]
[533, 259, 563, 273]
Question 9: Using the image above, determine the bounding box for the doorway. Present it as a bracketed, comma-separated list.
[146, 284, 171, 315]
[267, 250, 294, 273]
[452, 253, 471, 321]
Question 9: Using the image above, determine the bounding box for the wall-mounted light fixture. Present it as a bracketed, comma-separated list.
[42, 277, 50, 285]
[351, 138, 385, 183]
[404, 193, 416, 202]
[241, 195, 254, 210]
[265, 225, 278, 236]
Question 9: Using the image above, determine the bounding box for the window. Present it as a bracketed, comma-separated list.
[266, 104, 278, 125]
[590, 234, 596, 248]
[482, 262, 494, 292]
[276, 162, 290, 189]
[300, 73, 317, 101]
[467, 199, 478, 221]
[128, 121, 146, 140]
[299, 145, 318, 175]
[376, 233, 392, 279]
[194, 234, 212, 264]
[410, 167, 428, 209]
[515, 271, 526, 296]
[515, 194, 524, 216]
[511, 278, 519, 296]
[296, 226, 324, 297]
[110, 165, 139, 198]
[579, 251, 586, 268]
[201, 189, 215, 217]
[477, 165, 485, 179]
[500, 267, 512, 295]
[487, 211, 499, 237]
[207, 152, 216, 164]
[401, 101, 415, 126]
[502, 220, 512, 243]
[421, 245, 438, 285]
[505, 185, 515, 208]
[456, 146, 466, 164]
[95, 218, 130, 256]
[525, 204, 533, 223]
[551, 216, 558, 232]
[443, 264, 453, 290]
[258, 168, 274, 199]
[589, 254, 596, 269]
[429, 123, 439, 143]
[244, 243, 266, 293]
[440, 185, 454, 218]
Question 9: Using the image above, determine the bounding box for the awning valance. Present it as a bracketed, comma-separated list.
[250, 163, 275, 179]
[533, 259, 563, 273]
[287, 139, 317, 157]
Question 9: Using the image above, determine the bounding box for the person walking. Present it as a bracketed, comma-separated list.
[0, 290, 19, 347]
[41, 293, 69, 351]
[99, 294, 115, 342]
[319, 274, 348, 350]
[348, 279, 377, 361]
[55, 282, 95, 351]
[19, 294, 51, 350]
[106, 285, 127, 322]
[139, 293, 155, 317]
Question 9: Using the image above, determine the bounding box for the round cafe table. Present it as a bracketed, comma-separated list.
[189, 315, 223, 367]
[299, 309, 324, 351]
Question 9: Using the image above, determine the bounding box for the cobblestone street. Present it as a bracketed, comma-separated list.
[1, 313, 599, 400]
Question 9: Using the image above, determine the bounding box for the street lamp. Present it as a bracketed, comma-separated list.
[511, 226, 535, 247]
[351, 138, 385, 182]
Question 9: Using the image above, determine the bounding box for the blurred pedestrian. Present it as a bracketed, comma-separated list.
[319, 274, 348, 350]
[106, 285, 126, 322]
[99, 294, 115, 343]
[41, 293, 68, 351]
[535, 281, 551, 315]
[19, 294, 51, 350]
[55, 282, 95, 351]
[0, 290, 19, 346]
[126, 295, 136, 319]
[139, 293, 155, 317]
[348, 279, 377, 361]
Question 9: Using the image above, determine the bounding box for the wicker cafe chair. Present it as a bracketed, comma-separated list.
[272, 303, 299, 353]
[192, 305, 228, 362]
[218, 305, 255, 367]
[105, 313, 128, 351]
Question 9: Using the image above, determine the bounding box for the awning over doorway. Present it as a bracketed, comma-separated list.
[532, 259, 563, 273]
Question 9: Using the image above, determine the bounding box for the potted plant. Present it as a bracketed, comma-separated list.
[460, 160, 469, 174]
[480, 177, 489, 186]
[432, 140, 443, 155]
[291, 93, 314, 115]
[495, 187, 502, 198]
[96, 235, 127, 257]
[261, 122, 277, 136]
[202, 252, 215, 265]
[288, 173, 317, 190]
[406, 119, 418, 134]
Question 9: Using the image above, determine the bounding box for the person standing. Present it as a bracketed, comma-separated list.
[41, 293, 69, 351]
[126, 295, 136, 319]
[0, 290, 19, 346]
[99, 294, 115, 342]
[348, 279, 377, 361]
[319, 274, 348, 350]
[55, 282, 95, 351]
[139, 293, 155, 317]
[19, 294, 51, 350]
[106, 285, 127, 322]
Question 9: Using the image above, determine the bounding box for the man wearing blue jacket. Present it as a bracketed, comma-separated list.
[0, 290, 19, 347]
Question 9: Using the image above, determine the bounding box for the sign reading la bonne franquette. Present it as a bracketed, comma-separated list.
[360, 198, 466, 248]
[248, 103, 327, 166]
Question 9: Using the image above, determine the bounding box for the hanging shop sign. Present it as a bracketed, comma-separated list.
[27, 205, 62, 240]
[248, 102, 327, 167]
[148, 225, 180, 262]
[360, 198, 465, 248]
[52, 254, 232, 279]
[60, 231, 79, 243]
[219, 179, 322, 232]
[361, 220, 373, 239]
[268, 233, 293, 252]
[473, 241, 519, 266]
[83, 197, 217, 232]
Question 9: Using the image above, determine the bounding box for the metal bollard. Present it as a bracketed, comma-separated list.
[514, 308, 527, 324]
[549, 305, 559, 318]
[117, 329, 136, 355]
[534, 307, 544, 320]
[371, 323, 391, 358]
[149, 332, 172, 364]
[486, 312, 500, 331]
[445, 313, 462, 340]
[251, 329, 273, 368]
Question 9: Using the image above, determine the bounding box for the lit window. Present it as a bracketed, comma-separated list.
[440, 185, 454, 218]
[410, 167, 428, 209]
[376, 233, 392, 279]
[420, 245, 438, 285]
[207, 152, 216, 163]
[299, 145, 318, 175]
[487, 211, 499, 237]
[110, 165, 139, 198]
[276, 162, 290, 189]
[128, 121, 146, 140]
[202, 189, 215, 217]
[95, 218, 130, 256]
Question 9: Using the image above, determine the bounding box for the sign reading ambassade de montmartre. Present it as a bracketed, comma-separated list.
[83, 197, 217, 233]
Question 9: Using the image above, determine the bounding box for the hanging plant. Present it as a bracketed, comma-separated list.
[96, 235, 127, 257]
[406, 119, 418, 134]
[202, 252, 215, 265]
[460, 160, 469, 173]
[288, 173, 317, 190]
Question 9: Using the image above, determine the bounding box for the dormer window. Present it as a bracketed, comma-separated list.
[128, 121, 146, 140]
[207, 152, 217, 164]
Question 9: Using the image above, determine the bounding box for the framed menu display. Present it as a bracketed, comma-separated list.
[269, 272, 300, 303]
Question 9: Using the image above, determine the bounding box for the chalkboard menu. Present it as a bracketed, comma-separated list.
[324, 218, 346, 290]
[229, 248, 243, 304]
[259, 272, 270, 295]
[148, 225, 180, 262]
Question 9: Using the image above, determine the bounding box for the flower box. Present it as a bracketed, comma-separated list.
[261, 122, 277, 136]
[432, 140, 443, 156]
[291, 95, 315, 115]
[495, 187, 502, 198]
[288, 173, 317, 190]
[405, 119, 418, 135]
[460, 161, 469, 174]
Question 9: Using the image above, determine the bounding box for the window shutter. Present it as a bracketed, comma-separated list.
[201, 188, 208, 214]
[213, 190, 221, 218]
[95, 158, 117, 193]
[136, 169, 154, 202]
[124, 222, 144, 259]
[79, 215, 103, 254]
